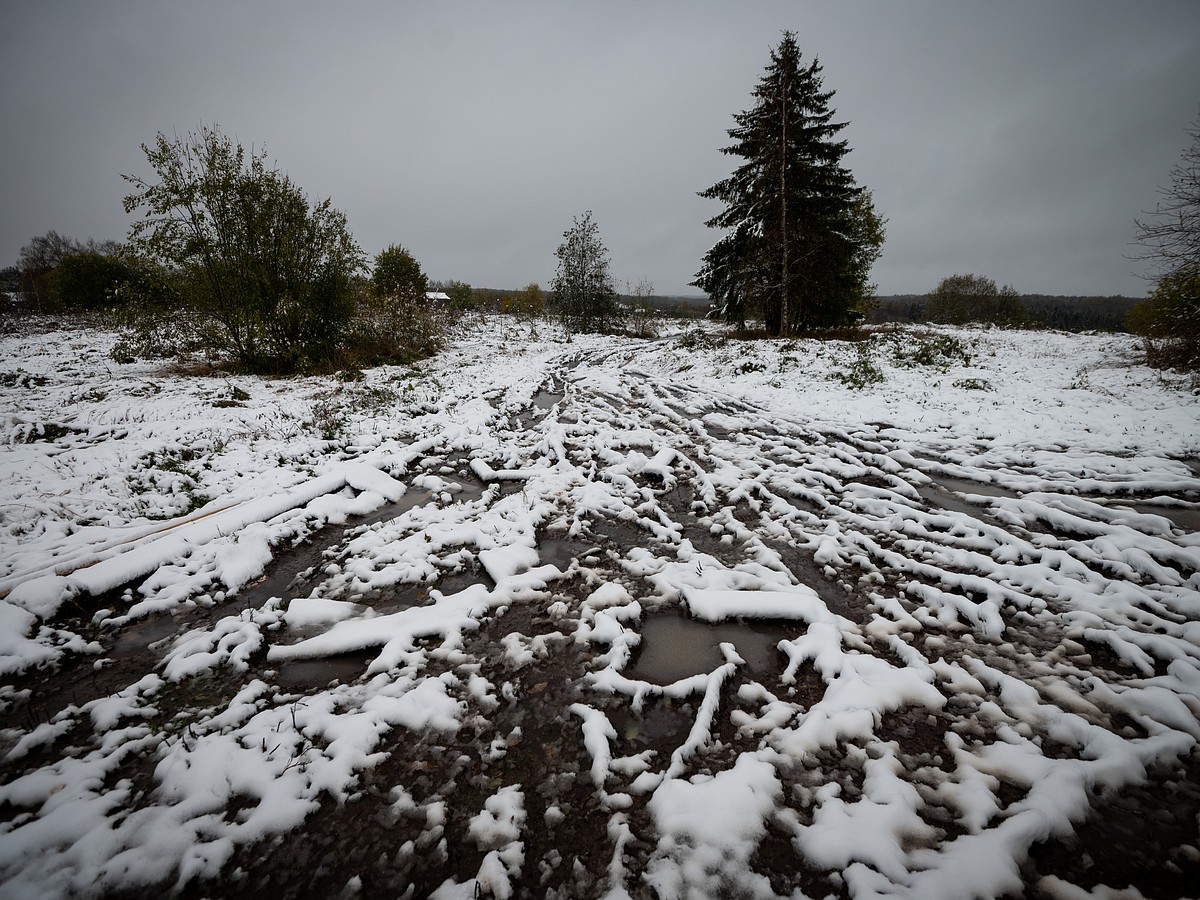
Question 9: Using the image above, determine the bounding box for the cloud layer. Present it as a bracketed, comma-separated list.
[3, 0, 1198, 296]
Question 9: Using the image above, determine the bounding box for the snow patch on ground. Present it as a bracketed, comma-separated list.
[2, 318, 1198, 897]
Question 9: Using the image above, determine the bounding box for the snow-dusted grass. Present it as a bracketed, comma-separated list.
[1, 314, 1198, 898]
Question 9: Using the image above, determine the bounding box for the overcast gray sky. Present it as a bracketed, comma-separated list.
[3, 1, 1198, 298]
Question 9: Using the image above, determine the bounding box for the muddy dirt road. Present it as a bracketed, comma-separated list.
[2, 328, 1199, 899]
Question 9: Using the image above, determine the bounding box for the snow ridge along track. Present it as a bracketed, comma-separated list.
[1, 319, 1198, 898]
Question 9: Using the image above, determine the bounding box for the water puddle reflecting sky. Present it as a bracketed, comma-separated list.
[626, 609, 797, 684]
[272, 649, 376, 689]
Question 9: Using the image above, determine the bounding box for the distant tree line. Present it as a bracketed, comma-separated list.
[870, 286, 1141, 332]
[6, 231, 132, 311]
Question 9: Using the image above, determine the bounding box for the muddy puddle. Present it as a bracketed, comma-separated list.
[353, 488, 443, 528]
[1112, 502, 1200, 533]
[625, 609, 797, 684]
[917, 487, 991, 519]
[537, 537, 597, 571]
[514, 386, 564, 431]
[921, 473, 1200, 532]
[271, 649, 377, 690]
[220, 480, 497, 613]
[934, 475, 1017, 499]
[345, 583, 431, 616]
[509, 378, 564, 422]
[919, 475, 1015, 519]
[606, 700, 695, 748]
[82, 482, 482, 694]
[217, 488, 442, 613]
[109, 614, 181, 657]
[533, 385, 564, 410]
[778, 547, 868, 623]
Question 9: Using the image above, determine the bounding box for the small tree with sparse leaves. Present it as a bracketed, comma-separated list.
[552, 211, 624, 337]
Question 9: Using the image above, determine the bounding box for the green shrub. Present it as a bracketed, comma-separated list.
[351, 245, 450, 366]
[122, 125, 364, 374]
[891, 332, 972, 369]
[1126, 268, 1199, 371]
[54, 251, 137, 310]
[108, 260, 204, 361]
[443, 279, 474, 310]
[833, 344, 884, 389]
[677, 328, 726, 351]
[372, 245, 426, 302]
[925, 274, 1027, 327]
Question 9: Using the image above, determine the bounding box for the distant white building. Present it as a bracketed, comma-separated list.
[425, 291, 451, 305]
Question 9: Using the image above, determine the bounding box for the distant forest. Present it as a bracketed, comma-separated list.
[466, 289, 1142, 332]
[619, 292, 1142, 332]
[868, 294, 1141, 332]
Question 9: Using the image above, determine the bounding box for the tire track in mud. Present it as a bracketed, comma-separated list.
[534, 344, 1200, 899]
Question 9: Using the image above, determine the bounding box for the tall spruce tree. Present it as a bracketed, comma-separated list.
[694, 32, 883, 336]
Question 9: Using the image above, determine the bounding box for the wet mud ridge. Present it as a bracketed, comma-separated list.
[3, 338, 1200, 899]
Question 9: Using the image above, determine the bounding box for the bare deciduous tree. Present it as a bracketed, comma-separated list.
[1128, 115, 1200, 369]
[1135, 114, 1200, 279]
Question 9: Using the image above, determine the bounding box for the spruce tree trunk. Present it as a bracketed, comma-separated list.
[764, 295, 781, 335]
[778, 70, 790, 338]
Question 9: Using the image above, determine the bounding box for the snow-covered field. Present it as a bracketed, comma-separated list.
[1, 313, 1198, 899]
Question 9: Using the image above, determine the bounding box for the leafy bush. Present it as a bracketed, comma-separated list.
[345, 291, 449, 367]
[926, 274, 1026, 327]
[372, 245, 426, 302]
[502, 283, 545, 317]
[833, 344, 884, 389]
[108, 261, 205, 362]
[627, 304, 660, 339]
[352, 245, 448, 366]
[441, 279, 474, 310]
[677, 328, 726, 351]
[54, 250, 137, 310]
[14, 233, 123, 311]
[121, 125, 364, 374]
[499, 282, 546, 337]
[890, 332, 973, 369]
[1126, 268, 1200, 370]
